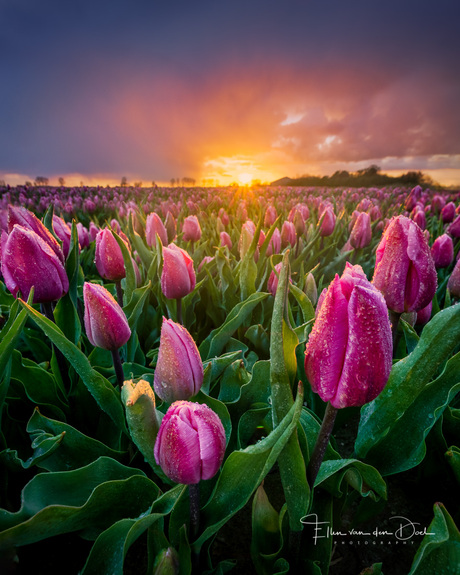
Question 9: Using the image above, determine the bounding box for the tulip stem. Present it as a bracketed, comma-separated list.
[115, 280, 124, 308]
[189, 483, 201, 571]
[111, 348, 125, 387]
[389, 310, 402, 350]
[307, 402, 338, 487]
[176, 297, 183, 325]
[40, 302, 71, 391]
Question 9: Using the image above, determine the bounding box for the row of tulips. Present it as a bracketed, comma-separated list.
[0, 183, 460, 574]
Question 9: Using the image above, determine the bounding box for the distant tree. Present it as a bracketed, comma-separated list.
[34, 176, 49, 186]
[0, 180, 5, 187]
[58, 177, 65, 187]
[133, 181, 143, 187]
[25, 181, 32, 187]
[121, 176, 128, 187]
[170, 178, 176, 186]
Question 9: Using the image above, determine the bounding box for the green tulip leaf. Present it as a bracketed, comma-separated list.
[445, 446, 460, 484]
[18, 299, 128, 435]
[408, 503, 460, 574]
[315, 459, 387, 501]
[356, 303, 460, 463]
[0, 457, 159, 548]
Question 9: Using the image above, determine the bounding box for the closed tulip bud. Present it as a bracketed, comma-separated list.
[252, 483, 280, 557]
[264, 205, 277, 227]
[304, 272, 318, 305]
[441, 202, 456, 223]
[447, 215, 460, 238]
[431, 195, 446, 213]
[95, 228, 126, 281]
[404, 185, 422, 211]
[8, 205, 64, 264]
[292, 210, 306, 237]
[165, 211, 177, 243]
[83, 282, 131, 350]
[154, 318, 203, 402]
[431, 234, 454, 269]
[266, 227, 281, 257]
[305, 263, 392, 409]
[154, 401, 226, 484]
[220, 231, 232, 249]
[1, 226, 69, 304]
[218, 208, 229, 226]
[198, 255, 214, 273]
[76, 223, 90, 249]
[161, 244, 196, 299]
[52, 215, 72, 258]
[373, 215, 437, 313]
[152, 547, 180, 575]
[413, 210, 426, 230]
[318, 206, 336, 237]
[447, 258, 460, 298]
[145, 212, 168, 248]
[182, 215, 201, 242]
[267, 262, 282, 297]
[350, 212, 372, 249]
[280, 221, 296, 249]
[89, 221, 99, 241]
[110, 219, 121, 234]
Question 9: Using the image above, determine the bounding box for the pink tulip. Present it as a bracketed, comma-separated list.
[154, 318, 203, 402]
[161, 244, 196, 299]
[8, 206, 64, 264]
[305, 263, 392, 409]
[220, 231, 232, 249]
[267, 262, 288, 297]
[266, 227, 281, 257]
[264, 205, 277, 227]
[412, 210, 426, 230]
[165, 211, 177, 243]
[416, 301, 432, 326]
[89, 222, 99, 242]
[373, 216, 437, 313]
[52, 215, 72, 258]
[280, 221, 296, 249]
[1, 226, 69, 304]
[441, 202, 456, 223]
[350, 212, 372, 249]
[182, 215, 201, 242]
[95, 228, 126, 281]
[447, 258, 460, 298]
[447, 215, 460, 238]
[83, 282, 131, 351]
[431, 234, 454, 269]
[76, 223, 90, 249]
[145, 212, 168, 248]
[318, 206, 336, 237]
[154, 401, 226, 484]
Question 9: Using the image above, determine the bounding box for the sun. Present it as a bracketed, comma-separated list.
[237, 173, 253, 185]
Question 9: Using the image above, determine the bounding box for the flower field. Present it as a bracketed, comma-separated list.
[0, 183, 460, 574]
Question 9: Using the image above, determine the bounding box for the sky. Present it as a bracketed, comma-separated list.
[1, 0, 460, 187]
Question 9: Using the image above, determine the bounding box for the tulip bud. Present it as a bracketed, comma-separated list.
[165, 211, 177, 243]
[350, 212, 372, 249]
[372, 215, 437, 313]
[182, 215, 202, 242]
[305, 263, 392, 408]
[264, 205, 277, 228]
[220, 231, 232, 249]
[416, 300, 432, 326]
[145, 212, 168, 248]
[8, 205, 64, 264]
[447, 258, 460, 298]
[83, 282, 131, 350]
[95, 228, 126, 281]
[412, 210, 426, 230]
[292, 209, 306, 237]
[76, 223, 90, 249]
[1, 226, 69, 304]
[52, 215, 72, 258]
[441, 202, 456, 224]
[267, 262, 282, 297]
[280, 221, 296, 249]
[89, 221, 99, 241]
[431, 195, 446, 213]
[265, 227, 281, 257]
[161, 244, 196, 299]
[251, 483, 280, 557]
[152, 547, 180, 575]
[154, 318, 203, 402]
[154, 401, 226, 484]
[431, 234, 454, 269]
[318, 206, 336, 237]
[304, 272, 318, 305]
[447, 215, 460, 238]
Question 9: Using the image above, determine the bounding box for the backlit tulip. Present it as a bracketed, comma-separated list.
[52, 215, 72, 258]
[145, 212, 168, 247]
[372, 215, 437, 313]
[154, 401, 226, 484]
[83, 282, 131, 351]
[220, 231, 232, 249]
[280, 221, 296, 249]
[182, 215, 201, 242]
[318, 206, 336, 237]
[431, 234, 454, 269]
[95, 228, 126, 281]
[441, 202, 456, 223]
[305, 263, 392, 409]
[265, 228, 281, 257]
[350, 212, 372, 249]
[447, 258, 460, 298]
[447, 215, 460, 238]
[1, 226, 69, 304]
[161, 244, 196, 299]
[154, 318, 203, 402]
[76, 223, 90, 249]
[165, 211, 177, 243]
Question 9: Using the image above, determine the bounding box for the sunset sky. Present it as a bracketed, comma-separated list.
[1, 0, 459, 187]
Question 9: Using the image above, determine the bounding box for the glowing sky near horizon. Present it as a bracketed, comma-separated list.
[1, 0, 459, 186]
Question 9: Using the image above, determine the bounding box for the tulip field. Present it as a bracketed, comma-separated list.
[1, 183, 460, 574]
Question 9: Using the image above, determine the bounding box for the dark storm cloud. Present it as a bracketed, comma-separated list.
[1, 0, 459, 181]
